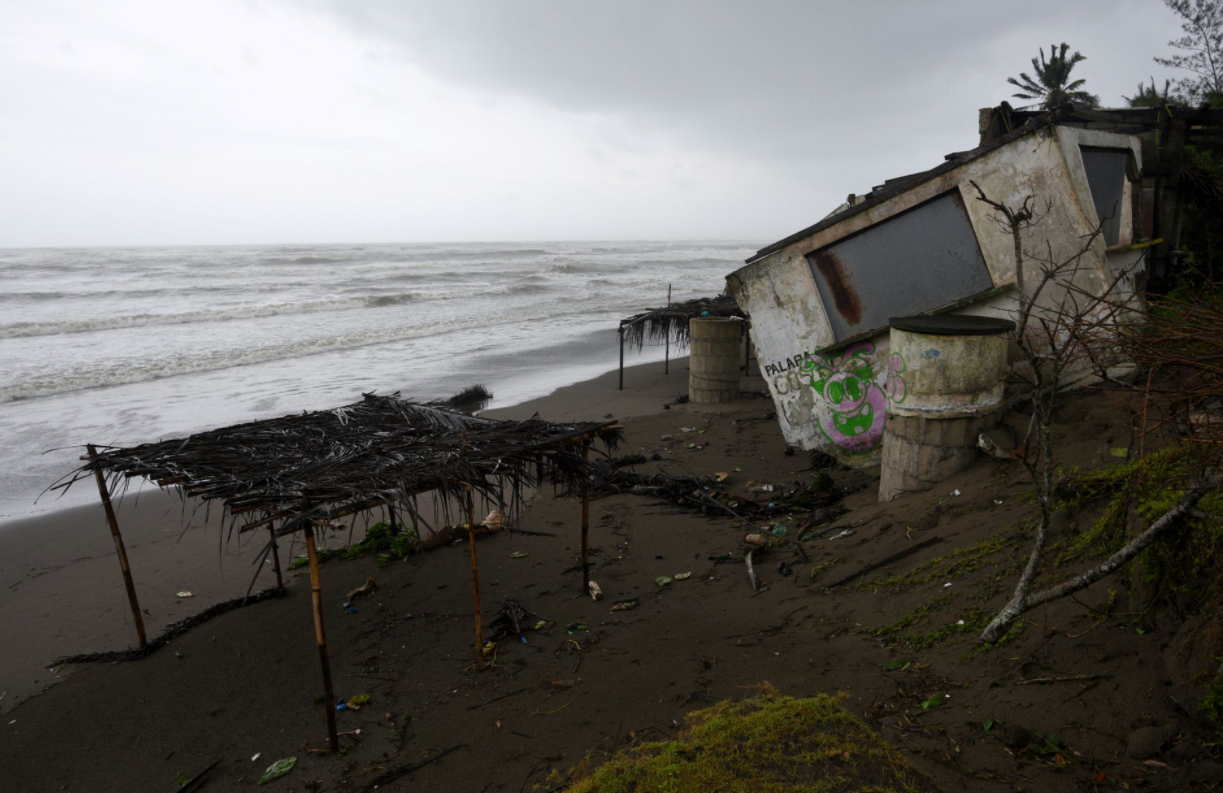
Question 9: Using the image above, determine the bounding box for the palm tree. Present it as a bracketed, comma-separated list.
[1007, 43, 1100, 109]
[1124, 77, 1187, 107]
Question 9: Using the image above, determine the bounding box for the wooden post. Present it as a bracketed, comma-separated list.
[665, 284, 671, 375]
[462, 430, 485, 666]
[87, 444, 147, 649]
[581, 441, 591, 592]
[618, 326, 625, 390]
[302, 498, 339, 753]
[267, 527, 284, 589]
[743, 322, 750, 374]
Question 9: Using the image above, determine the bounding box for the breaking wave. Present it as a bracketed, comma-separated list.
[0, 293, 417, 339]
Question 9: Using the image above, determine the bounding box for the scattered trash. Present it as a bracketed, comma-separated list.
[176, 591, 194, 599]
[993, 498, 1004, 505]
[610, 600, 637, 611]
[956, 619, 965, 625]
[533, 619, 553, 631]
[346, 578, 377, 600]
[481, 508, 505, 530]
[655, 575, 673, 587]
[733, 466, 742, 473]
[483, 640, 497, 655]
[708, 553, 731, 561]
[344, 606, 357, 614]
[660, 434, 675, 441]
[920, 695, 944, 711]
[681, 426, 697, 432]
[770, 524, 789, 537]
[549, 680, 576, 689]
[746, 481, 775, 493]
[714, 471, 730, 483]
[565, 621, 588, 634]
[951, 489, 962, 497]
[335, 702, 347, 712]
[674, 572, 692, 581]
[943, 582, 953, 588]
[509, 551, 529, 559]
[251, 753, 261, 762]
[346, 694, 371, 710]
[744, 533, 767, 546]
[588, 581, 603, 601]
[829, 529, 855, 540]
[490, 599, 544, 642]
[258, 756, 297, 785]
[777, 561, 792, 577]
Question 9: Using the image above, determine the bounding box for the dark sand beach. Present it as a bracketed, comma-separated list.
[1, 359, 1220, 791]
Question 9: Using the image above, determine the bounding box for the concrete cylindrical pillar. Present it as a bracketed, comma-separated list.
[878, 315, 1014, 503]
[689, 317, 743, 404]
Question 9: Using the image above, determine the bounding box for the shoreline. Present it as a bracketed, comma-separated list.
[0, 356, 694, 713]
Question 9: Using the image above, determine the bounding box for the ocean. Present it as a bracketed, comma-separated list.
[0, 241, 755, 521]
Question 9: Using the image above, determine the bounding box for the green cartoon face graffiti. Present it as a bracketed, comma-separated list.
[800, 342, 907, 454]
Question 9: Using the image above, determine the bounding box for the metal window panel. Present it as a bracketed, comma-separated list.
[805, 190, 994, 344]
[1080, 148, 1128, 246]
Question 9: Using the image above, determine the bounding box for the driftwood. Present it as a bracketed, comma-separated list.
[824, 538, 944, 589]
[52, 585, 287, 666]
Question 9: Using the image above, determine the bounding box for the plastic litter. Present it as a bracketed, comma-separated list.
[674, 572, 692, 581]
[770, 525, 789, 537]
[258, 757, 297, 785]
[251, 753, 261, 762]
[655, 575, 673, 587]
[509, 551, 529, 559]
[565, 620, 588, 634]
[744, 533, 766, 546]
[176, 591, 193, 599]
[611, 600, 637, 611]
[588, 581, 603, 601]
[346, 693, 371, 710]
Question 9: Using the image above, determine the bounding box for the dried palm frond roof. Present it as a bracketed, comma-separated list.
[54, 393, 620, 535]
[619, 293, 746, 350]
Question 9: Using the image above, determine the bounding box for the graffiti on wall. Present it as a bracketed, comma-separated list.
[799, 343, 908, 454]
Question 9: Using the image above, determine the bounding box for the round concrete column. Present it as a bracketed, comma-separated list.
[689, 317, 743, 404]
[878, 315, 1014, 503]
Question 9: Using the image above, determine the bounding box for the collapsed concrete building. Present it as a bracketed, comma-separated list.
[727, 104, 1203, 469]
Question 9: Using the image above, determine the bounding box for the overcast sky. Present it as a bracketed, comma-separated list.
[0, 0, 1191, 247]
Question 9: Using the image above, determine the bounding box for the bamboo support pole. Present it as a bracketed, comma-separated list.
[665, 284, 671, 375]
[462, 430, 485, 666]
[618, 326, 625, 390]
[267, 526, 284, 589]
[87, 444, 147, 649]
[302, 498, 339, 752]
[581, 441, 591, 592]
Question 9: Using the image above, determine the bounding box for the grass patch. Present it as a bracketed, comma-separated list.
[855, 532, 1019, 592]
[552, 684, 938, 793]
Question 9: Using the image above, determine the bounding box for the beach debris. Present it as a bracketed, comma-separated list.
[674, 572, 692, 581]
[533, 619, 554, 630]
[714, 471, 730, 482]
[588, 581, 603, 601]
[770, 524, 789, 537]
[346, 693, 371, 711]
[549, 679, 577, 689]
[829, 529, 855, 540]
[746, 481, 775, 493]
[744, 533, 767, 546]
[565, 620, 588, 634]
[681, 426, 697, 432]
[660, 434, 675, 441]
[708, 553, 731, 561]
[176, 591, 194, 599]
[481, 508, 504, 530]
[733, 466, 742, 472]
[745, 549, 759, 591]
[951, 489, 962, 497]
[509, 551, 529, 559]
[251, 753, 261, 762]
[610, 600, 637, 611]
[777, 560, 793, 577]
[488, 599, 544, 643]
[655, 575, 673, 587]
[346, 578, 378, 600]
[258, 757, 298, 785]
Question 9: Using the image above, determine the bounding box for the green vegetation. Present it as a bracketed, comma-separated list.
[288, 521, 419, 570]
[552, 685, 936, 793]
[1203, 664, 1223, 741]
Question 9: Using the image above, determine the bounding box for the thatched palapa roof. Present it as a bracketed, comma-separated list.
[619, 294, 746, 350]
[56, 393, 621, 535]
